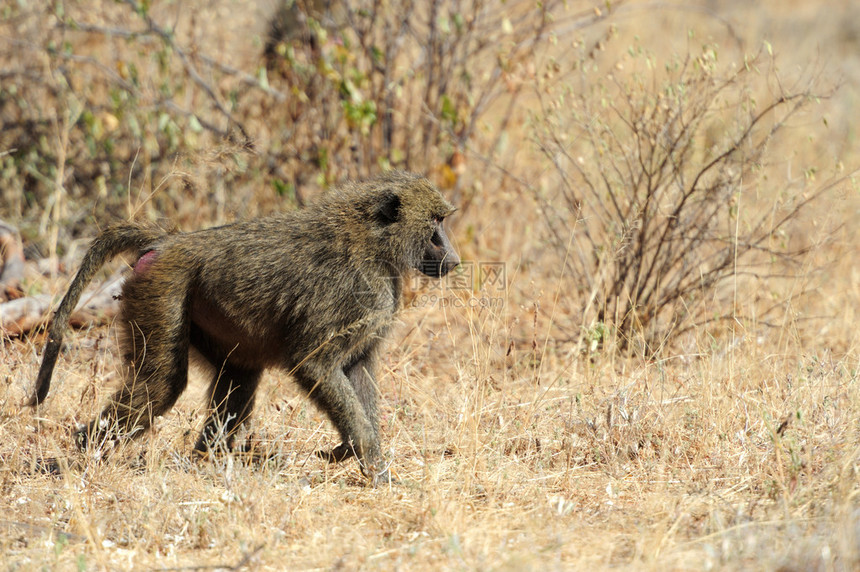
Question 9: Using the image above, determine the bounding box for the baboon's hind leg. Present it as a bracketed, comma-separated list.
[195, 363, 262, 453]
[78, 274, 191, 448]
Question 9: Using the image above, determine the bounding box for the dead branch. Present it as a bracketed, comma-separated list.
[0, 271, 124, 336]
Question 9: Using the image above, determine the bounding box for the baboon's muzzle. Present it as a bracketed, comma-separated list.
[422, 226, 460, 278]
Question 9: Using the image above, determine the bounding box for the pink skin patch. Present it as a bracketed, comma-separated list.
[133, 250, 159, 276]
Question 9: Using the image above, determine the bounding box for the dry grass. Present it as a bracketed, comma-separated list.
[2, 277, 858, 569]
[2, 0, 859, 570]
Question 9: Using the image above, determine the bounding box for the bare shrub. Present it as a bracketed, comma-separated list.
[259, 0, 561, 184]
[531, 41, 850, 354]
[0, 0, 618, 242]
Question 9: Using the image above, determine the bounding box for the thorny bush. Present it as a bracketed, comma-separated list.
[531, 41, 848, 355]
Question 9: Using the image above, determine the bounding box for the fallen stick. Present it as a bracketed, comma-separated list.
[0, 272, 124, 336]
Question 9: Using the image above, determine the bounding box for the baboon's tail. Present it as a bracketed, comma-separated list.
[27, 222, 169, 406]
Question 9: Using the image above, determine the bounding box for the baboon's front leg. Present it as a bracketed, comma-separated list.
[347, 350, 381, 438]
[300, 364, 385, 483]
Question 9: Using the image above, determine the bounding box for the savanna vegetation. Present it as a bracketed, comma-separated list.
[1, 0, 857, 569]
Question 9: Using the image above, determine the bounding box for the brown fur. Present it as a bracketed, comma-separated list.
[29, 171, 459, 484]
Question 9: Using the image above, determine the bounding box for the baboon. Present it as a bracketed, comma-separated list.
[28, 171, 459, 484]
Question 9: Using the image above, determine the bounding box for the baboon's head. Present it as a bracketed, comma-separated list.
[367, 171, 459, 278]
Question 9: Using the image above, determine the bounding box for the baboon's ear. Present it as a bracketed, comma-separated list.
[376, 192, 402, 225]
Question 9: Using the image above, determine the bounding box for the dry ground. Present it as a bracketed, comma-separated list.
[2, 309, 856, 570]
[1, 0, 858, 570]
